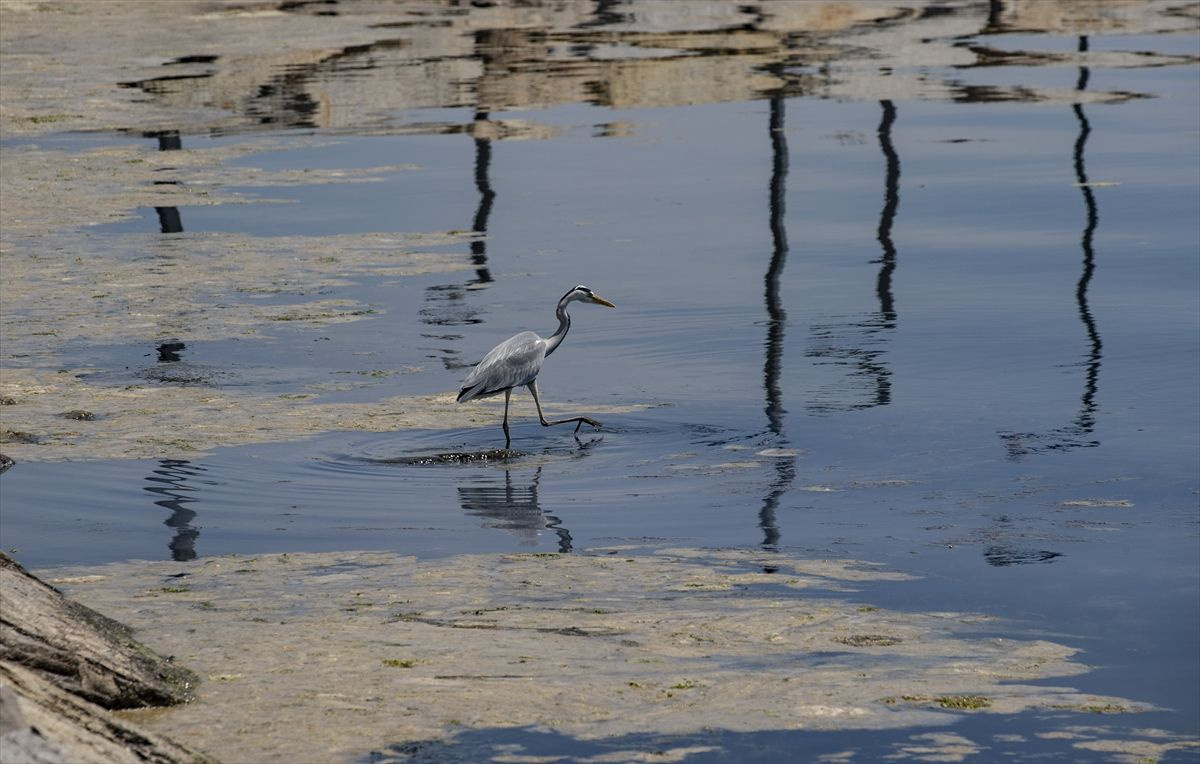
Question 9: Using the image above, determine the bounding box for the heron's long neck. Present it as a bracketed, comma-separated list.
[544, 297, 571, 357]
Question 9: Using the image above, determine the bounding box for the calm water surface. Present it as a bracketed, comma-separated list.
[1, 4, 1197, 760]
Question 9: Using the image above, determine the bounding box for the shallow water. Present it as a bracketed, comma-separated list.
[1, 1, 1198, 759]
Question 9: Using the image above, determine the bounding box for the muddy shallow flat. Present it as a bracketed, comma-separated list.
[1, 1, 1197, 762]
[43, 547, 1191, 764]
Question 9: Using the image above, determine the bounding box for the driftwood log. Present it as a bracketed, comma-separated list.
[0, 552, 195, 708]
[0, 662, 212, 764]
[0, 553, 212, 763]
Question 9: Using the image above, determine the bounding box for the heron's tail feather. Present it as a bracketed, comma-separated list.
[457, 384, 482, 403]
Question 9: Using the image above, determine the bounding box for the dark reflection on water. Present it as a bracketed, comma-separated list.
[759, 93, 790, 556]
[578, 0, 631, 30]
[468, 110, 496, 286]
[146, 130, 183, 233]
[999, 36, 1103, 461]
[804, 100, 899, 414]
[458, 467, 573, 552]
[341, 434, 607, 552]
[874, 100, 899, 336]
[279, 0, 339, 18]
[1070, 42, 1104, 438]
[154, 340, 185, 364]
[108, 0, 1186, 142]
[148, 129, 181, 152]
[153, 205, 183, 235]
[984, 545, 1063, 567]
[131, 340, 221, 387]
[143, 459, 206, 562]
[418, 110, 495, 369]
[762, 96, 789, 438]
[246, 37, 410, 129]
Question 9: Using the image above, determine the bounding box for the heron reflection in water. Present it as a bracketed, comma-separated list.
[458, 467, 572, 552]
[457, 285, 615, 447]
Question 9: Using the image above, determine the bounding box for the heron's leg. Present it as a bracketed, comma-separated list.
[502, 388, 512, 448]
[526, 383, 601, 431]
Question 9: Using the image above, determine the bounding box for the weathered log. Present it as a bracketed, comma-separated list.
[0, 553, 195, 709]
[0, 660, 213, 764]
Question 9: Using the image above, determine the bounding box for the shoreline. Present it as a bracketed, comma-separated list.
[38, 546, 1171, 763]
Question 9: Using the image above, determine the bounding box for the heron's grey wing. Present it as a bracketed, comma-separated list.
[457, 331, 547, 402]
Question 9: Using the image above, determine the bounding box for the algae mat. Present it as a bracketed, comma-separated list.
[0, 137, 484, 461]
[43, 547, 1187, 763]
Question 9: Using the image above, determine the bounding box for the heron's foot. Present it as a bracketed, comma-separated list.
[574, 416, 602, 432]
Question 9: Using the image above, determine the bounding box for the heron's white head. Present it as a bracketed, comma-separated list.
[565, 285, 616, 308]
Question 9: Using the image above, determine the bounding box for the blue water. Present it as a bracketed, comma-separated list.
[1, 9, 1197, 760]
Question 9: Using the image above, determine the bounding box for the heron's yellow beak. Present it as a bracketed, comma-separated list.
[591, 295, 616, 308]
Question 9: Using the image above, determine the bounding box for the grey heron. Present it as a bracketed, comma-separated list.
[457, 285, 616, 446]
